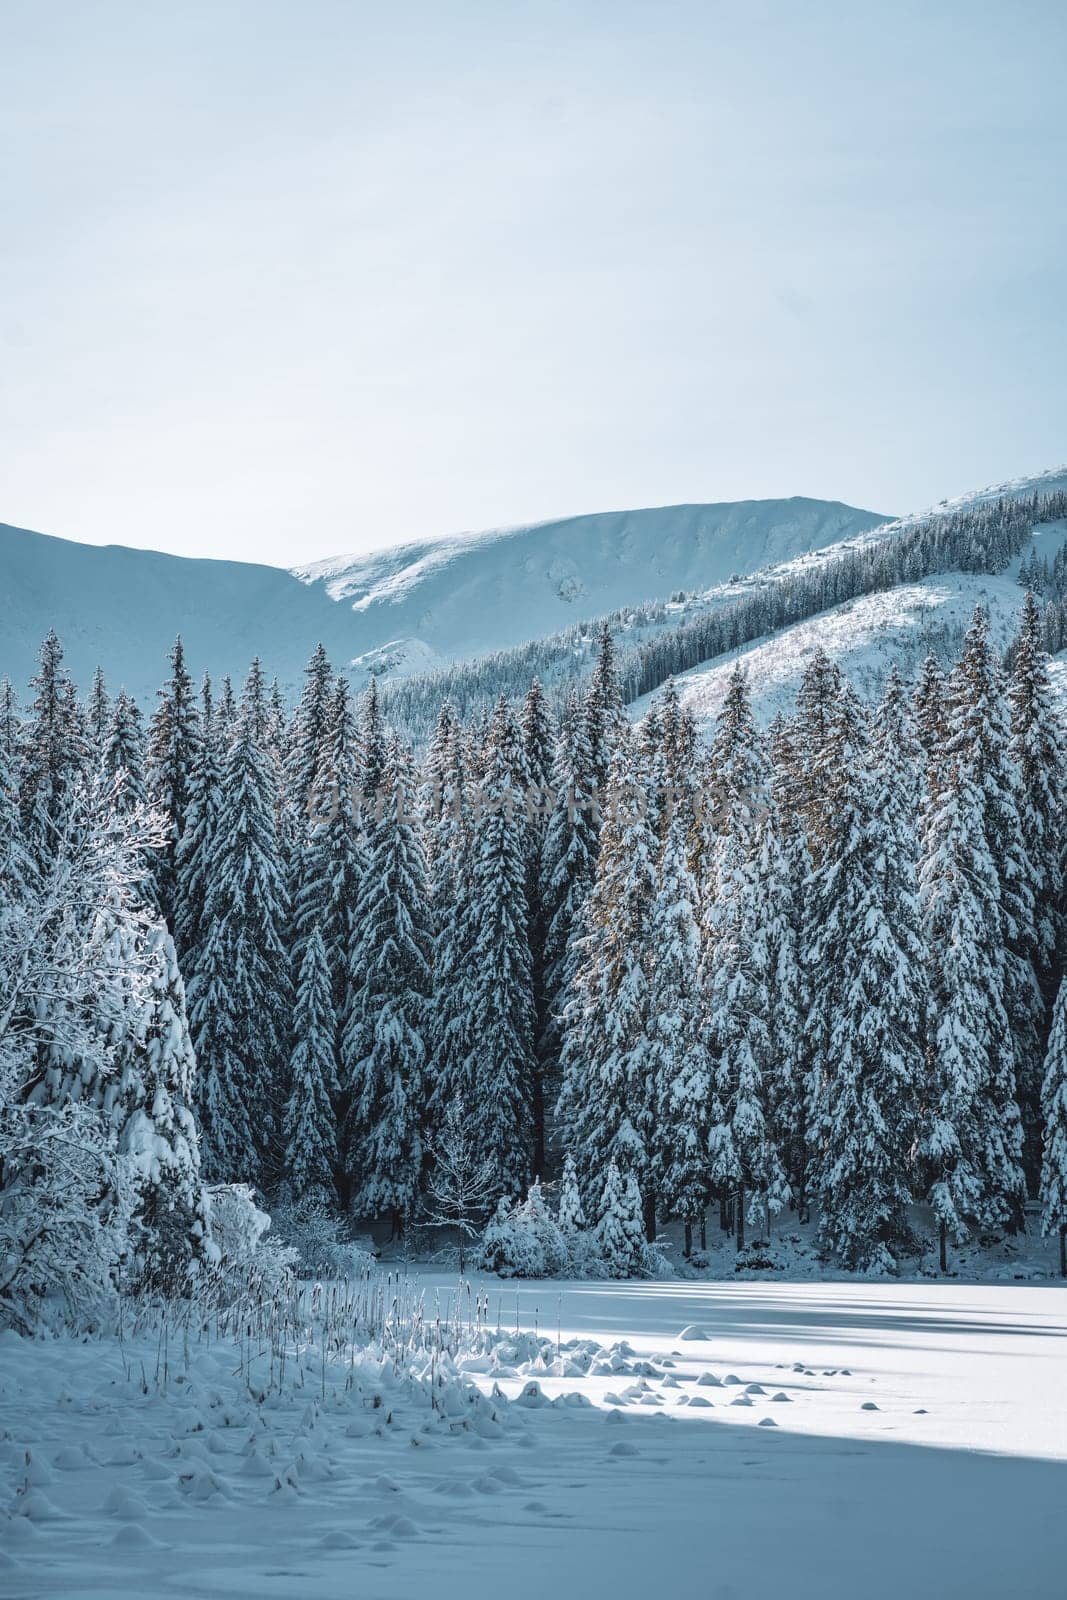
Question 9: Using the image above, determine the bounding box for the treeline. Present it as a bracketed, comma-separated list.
[3, 597, 1067, 1278]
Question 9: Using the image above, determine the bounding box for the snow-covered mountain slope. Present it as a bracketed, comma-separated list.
[630, 516, 1067, 734]
[0, 521, 370, 705]
[0, 497, 888, 702]
[293, 499, 890, 679]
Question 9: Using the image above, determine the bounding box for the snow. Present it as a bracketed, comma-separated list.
[4, 1276, 1066, 1598]
[632, 521, 1067, 734]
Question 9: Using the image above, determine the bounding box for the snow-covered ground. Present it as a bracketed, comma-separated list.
[4, 1277, 1065, 1599]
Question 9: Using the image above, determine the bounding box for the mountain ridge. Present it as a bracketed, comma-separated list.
[0, 494, 889, 703]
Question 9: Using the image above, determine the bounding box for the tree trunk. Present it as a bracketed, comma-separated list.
[736, 1185, 745, 1253]
[532, 1067, 546, 1180]
[643, 1190, 657, 1246]
[1060, 1225, 1066, 1281]
[720, 1192, 731, 1233]
[939, 1218, 948, 1275]
[699, 1214, 707, 1252]
[764, 1194, 771, 1247]
[683, 1221, 693, 1259]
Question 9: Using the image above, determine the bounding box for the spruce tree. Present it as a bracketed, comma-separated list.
[1039, 975, 1067, 1276]
[1008, 592, 1065, 1004]
[520, 678, 556, 1176]
[913, 651, 951, 780]
[291, 675, 363, 1009]
[557, 743, 657, 1231]
[174, 676, 223, 972]
[557, 1150, 587, 1235]
[920, 761, 1025, 1256]
[647, 815, 710, 1254]
[807, 678, 925, 1270]
[946, 607, 1031, 1222]
[126, 926, 210, 1288]
[286, 644, 335, 834]
[20, 632, 89, 862]
[186, 668, 290, 1184]
[585, 623, 626, 799]
[147, 637, 201, 924]
[790, 646, 843, 861]
[341, 738, 432, 1227]
[103, 691, 149, 814]
[424, 705, 477, 1134]
[595, 1157, 645, 1278]
[464, 698, 537, 1201]
[539, 697, 599, 1088]
[86, 667, 111, 760]
[767, 716, 814, 1215]
[283, 927, 340, 1208]
[705, 825, 787, 1252]
[357, 677, 387, 836]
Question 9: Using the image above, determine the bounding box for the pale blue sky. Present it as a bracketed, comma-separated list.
[1, 1, 1064, 567]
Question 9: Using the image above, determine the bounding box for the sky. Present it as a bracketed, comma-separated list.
[1, 1, 1065, 569]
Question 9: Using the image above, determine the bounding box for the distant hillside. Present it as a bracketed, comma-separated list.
[0, 496, 888, 702]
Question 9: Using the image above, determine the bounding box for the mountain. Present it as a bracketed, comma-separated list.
[0, 496, 888, 703]
[293, 498, 891, 681]
[627, 468, 1067, 735]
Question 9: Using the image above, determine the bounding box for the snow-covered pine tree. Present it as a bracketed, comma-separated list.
[766, 714, 814, 1216]
[125, 925, 210, 1289]
[463, 697, 537, 1200]
[595, 1156, 645, 1278]
[539, 696, 599, 1091]
[421, 699, 462, 868]
[790, 646, 843, 862]
[699, 669, 786, 1249]
[520, 677, 556, 835]
[173, 676, 223, 973]
[520, 678, 556, 1176]
[283, 926, 339, 1208]
[357, 676, 387, 839]
[648, 814, 710, 1256]
[753, 797, 805, 1217]
[285, 644, 334, 833]
[341, 737, 432, 1228]
[216, 674, 236, 730]
[919, 759, 1025, 1260]
[557, 741, 657, 1233]
[913, 652, 951, 782]
[1039, 975, 1067, 1276]
[0, 679, 20, 772]
[704, 828, 788, 1253]
[1008, 592, 1065, 1005]
[946, 606, 1032, 1222]
[103, 691, 149, 814]
[19, 632, 89, 863]
[584, 622, 627, 800]
[873, 663, 924, 816]
[291, 674, 363, 1011]
[186, 667, 290, 1185]
[147, 637, 201, 925]
[0, 697, 27, 900]
[556, 1149, 587, 1235]
[805, 676, 926, 1270]
[424, 705, 478, 1137]
[86, 666, 111, 761]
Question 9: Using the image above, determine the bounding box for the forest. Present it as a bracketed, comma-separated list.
[2, 563, 1066, 1326]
